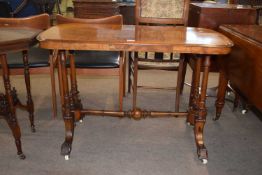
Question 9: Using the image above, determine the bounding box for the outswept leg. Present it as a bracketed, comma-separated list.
[59, 51, 75, 159]
[194, 55, 210, 163]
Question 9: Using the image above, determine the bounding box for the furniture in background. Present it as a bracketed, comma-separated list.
[0, 14, 57, 118]
[215, 25, 262, 119]
[128, 0, 190, 112]
[188, 2, 257, 30]
[119, 1, 135, 25]
[72, 0, 135, 24]
[186, 2, 257, 96]
[73, 0, 120, 18]
[229, 0, 262, 24]
[0, 21, 44, 159]
[56, 14, 126, 111]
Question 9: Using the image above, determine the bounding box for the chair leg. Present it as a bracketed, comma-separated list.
[119, 54, 124, 111]
[128, 52, 132, 93]
[22, 50, 35, 132]
[215, 71, 228, 120]
[175, 54, 186, 112]
[132, 56, 138, 110]
[57, 53, 65, 109]
[233, 92, 240, 112]
[123, 52, 127, 97]
[180, 54, 188, 94]
[49, 51, 57, 118]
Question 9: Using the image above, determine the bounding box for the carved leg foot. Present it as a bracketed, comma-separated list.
[61, 141, 72, 160]
[195, 120, 208, 164]
[16, 138, 26, 159]
[197, 145, 208, 164]
[18, 153, 26, 160]
[16, 137, 26, 159]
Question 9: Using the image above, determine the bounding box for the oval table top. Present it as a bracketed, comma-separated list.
[37, 24, 233, 55]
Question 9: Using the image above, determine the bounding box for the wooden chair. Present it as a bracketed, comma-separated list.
[0, 14, 57, 118]
[128, 0, 190, 111]
[56, 14, 126, 111]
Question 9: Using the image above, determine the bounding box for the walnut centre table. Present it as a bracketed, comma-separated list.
[37, 24, 233, 164]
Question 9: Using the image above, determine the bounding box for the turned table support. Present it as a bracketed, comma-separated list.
[0, 54, 25, 159]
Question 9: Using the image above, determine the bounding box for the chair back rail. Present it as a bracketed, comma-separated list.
[0, 13, 50, 29]
[56, 14, 123, 25]
[55, 14, 125, 111]
[0, 14, 57, 118]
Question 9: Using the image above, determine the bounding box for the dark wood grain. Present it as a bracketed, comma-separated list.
[216, 24, 262, 119]
[38, 24, 232, 54]
[73, 0, 120, 19]
[188, 2, 257, 30]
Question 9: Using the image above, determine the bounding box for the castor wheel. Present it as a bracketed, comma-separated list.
[61, 142, 72, 159]
[201, 159, 208, 164]
[186, 121, 193, 126]
[18, 153, 26, 160]
[242, 109, 247, 114]
[65, 155, 70, 160]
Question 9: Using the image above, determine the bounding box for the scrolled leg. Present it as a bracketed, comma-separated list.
[195, 113, 208, 164]
[194, 55, 210, 163]
[59, 50, 75, 159]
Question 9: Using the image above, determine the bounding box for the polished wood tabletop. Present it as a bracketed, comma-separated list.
[38, 24, 233, 54]
[0, 27, 41, 53]
[37, 24, 233, 163]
